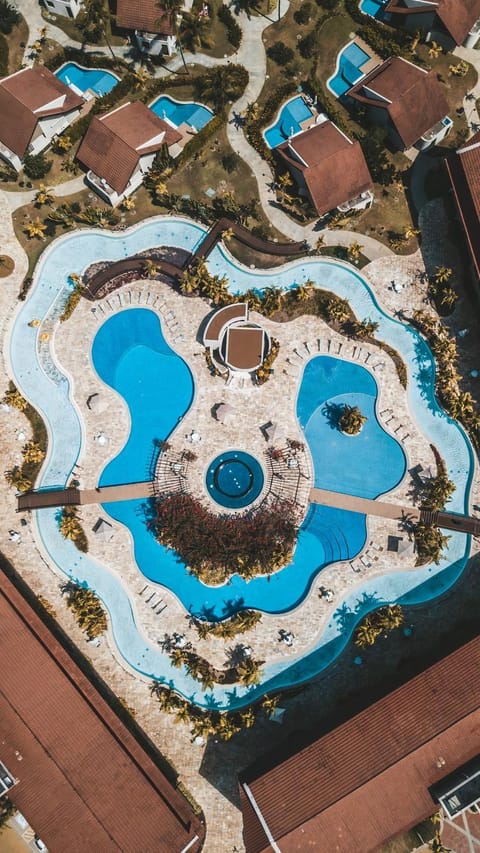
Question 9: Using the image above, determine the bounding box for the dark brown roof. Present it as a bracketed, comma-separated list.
[240, 636, 480, 853]
[116, 0, 175, 35]
[225, 326, 266, 371]
[385, 0, 480, 44]
[348, 57, 450, 149]
[203, 303, 248, 344]
[277, 121, 373, 217]
[445, 132, 480, 279]
[0, 66, 84, 157]
[0, 572, 204, 852]
[76, 101, 181, 194]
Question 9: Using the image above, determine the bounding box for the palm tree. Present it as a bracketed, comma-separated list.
[244, 102, 259, 123]
[215, 712, 241, 741]
[325, 297, 350, 324]
[60, 513, 82, 541]
[314, 235, 325, 253]
[293, 279, 314, 301]
[121, 196, 136, 211]
[221, 227, 234, 242]
[261, 694, 279, 717]
[34, 185, 54, 206]
[339, 404, 367, 435]
[237, 657, 262, 686]
[353, 318, 379, 339]
[354, 621, 379, 648]
[403, 226, 420, 240]
[435, 266, 453, 284]
[261, 285, 283, 317]
[178, 12, 212, 53]
[5, 467, 31, 492]
[190, 714, 213, 740]
[143, 258, 160, 278]
[170, 647, 189, 668]
[378, 604, 404, 632]
[24, 218, 47, 240]
[46, 205, 75, 228]
[428, 41, 442, 58]
[3, 387, 27, 411]
[347, 240, 363, 261]
[174, 701, 191, 724]
[22, 441, 45, 464]
[239, 707, 256, 728]
[195, 65, 246, 113]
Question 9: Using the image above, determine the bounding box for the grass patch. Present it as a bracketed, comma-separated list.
[7, 14, 28, 73]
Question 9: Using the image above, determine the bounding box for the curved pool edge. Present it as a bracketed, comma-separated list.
[7, 214, 475, 709]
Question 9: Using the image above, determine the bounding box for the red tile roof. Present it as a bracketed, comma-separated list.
[348, 57, 450, 149]
[277, 120, 373, 217]
[0, 66, 84, 157]
[240, 636, 480, 853]
[0, 572, 204, 852]
[385, 0, 480, 45]
[445, 132, 480, 279]
[116, 0, 175, 35]
[76, 101, 181, 194]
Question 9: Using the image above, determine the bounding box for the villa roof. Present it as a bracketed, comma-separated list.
[116, 0, 175, 35]
[239, 636, 480, 852]
[277, 121, 373, 217]
[385, 0, 480, 45]
[347, 57, 450, 149]
[0, 572, 203, 852]
[0, 66, 84, 157]
[445, 131, 480, 279]
[76, 101, 181, 194]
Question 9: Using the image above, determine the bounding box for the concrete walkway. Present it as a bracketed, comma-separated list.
[2, 175, 87, 212]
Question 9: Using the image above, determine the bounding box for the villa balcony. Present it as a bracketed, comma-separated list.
[338, 189, 374, 213]
[417, 115, 453, 150]
[86, 169, 116, 203]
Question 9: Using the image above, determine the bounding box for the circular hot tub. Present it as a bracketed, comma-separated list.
[206, 451, 264, 509]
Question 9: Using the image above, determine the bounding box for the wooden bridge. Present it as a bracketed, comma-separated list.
[309, 488, 480, 537]
[17, 483, 480, 537]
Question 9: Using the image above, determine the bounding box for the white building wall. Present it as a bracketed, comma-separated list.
[28, 109, 81, 155]
[42, 0, 82, 19]
[134, 31, 176, 56]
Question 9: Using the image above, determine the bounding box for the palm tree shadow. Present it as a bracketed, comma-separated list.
[322, 401, 344, 430]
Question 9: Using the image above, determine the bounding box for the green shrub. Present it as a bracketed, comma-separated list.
[23, 153, 53, 179]
[0, 31, 8, 75]
[0, 0, 20, 34]
[222, 152, 240, 173]
[218, 4, 242, 48]
[298, 30, 319, 59]
[267, 41, 295, 65]
[294, 2, 314, 23]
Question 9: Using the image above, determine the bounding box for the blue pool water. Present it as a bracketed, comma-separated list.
[92, 310, 194, 486]
[55, 62, 119, 96]
[264, 96, 314, 149]
[150, 95, 213, 131]
[9, 214, 474, 707]
[359, 0, 391, 20]
[327, 41, 372, 98]
[91, 316, 404, 617]
[206, 451, 264, 509]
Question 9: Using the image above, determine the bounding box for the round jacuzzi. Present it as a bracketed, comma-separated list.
[206, 451, 264, 509]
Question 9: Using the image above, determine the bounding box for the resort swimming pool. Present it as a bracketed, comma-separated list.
[327, 41, 372, 98]
[55, 62, 119, 97]
[8, 217, 474, 708]
[359, 0, 391, 20]
[264, 96, 315, 149]
[149, 95, 213, 131]
[206, 451, 265, 509]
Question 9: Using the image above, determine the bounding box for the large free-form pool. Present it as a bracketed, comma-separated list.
[8, 216, 474, 708]
[55, 62, 119, 96]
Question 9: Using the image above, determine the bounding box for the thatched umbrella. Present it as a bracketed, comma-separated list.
[216, 402, 235, 425]
[264, 421, 278, 442]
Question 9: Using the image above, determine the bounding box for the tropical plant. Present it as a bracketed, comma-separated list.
[24, 218, 47, 240]
[54, 134, 72, 153]
[0, 0, 20, 34]
[77, 0, 113, 53]
[46, 204, 76, 229]
[261, 285, 284, 317]
[61, 581, 107, 639]
[354, 619, 378, 648]
[22, 441, 45, 464]
[0, 796, 16, 828]
[434, 266, 453, 284]
[324, 296, 350, 324]
[178, 11, 212, 52]
[293, 279, 314, 301]
[414, 521, 450, 564]
[338, 404, 367, 435]
[347, 240, 363, 261]
[143, 258, 160, 278]
[267, 41, 295, 65]
[351, 318, 379, 339]
[121, 196, 136, 211]
[34, 184, 54, 206]
[221, 227, 234, 241]
[3, 386, 27, 410]
[237, 657, 262, 686]
[194, 65, 248, 112]
[37, 595, 57, 618]
[428, 41, 442, 58]
[23, 153, 52, 180]
[261, 694, 279, 717]
[4, 466, 31, 492]
[403, 225, 420, 240]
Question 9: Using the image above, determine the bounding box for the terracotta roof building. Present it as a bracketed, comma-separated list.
[0, 571, 204, 852]
[384, 0, 480, 49]
[276, 117, 373, 218]
[116, 0, 177, 56]
[76, 100, 182, 205]
[239, 636, 480, 852]
[347, 57, 452, 151]
[0, 66, 84, 171]
[445, 131, 480, 285]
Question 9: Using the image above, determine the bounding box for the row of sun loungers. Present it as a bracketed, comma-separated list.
[138, 584, 168, 615]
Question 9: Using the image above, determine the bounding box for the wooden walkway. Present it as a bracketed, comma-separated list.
[83, 256, 183, 300]
[17, 482, 155, 511]
[309, 488, 480, 536]
[17, 484, 480, 537]
[192, 217, 307, 262]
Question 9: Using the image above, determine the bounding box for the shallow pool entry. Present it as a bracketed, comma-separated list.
[206, 451, 264, 509]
